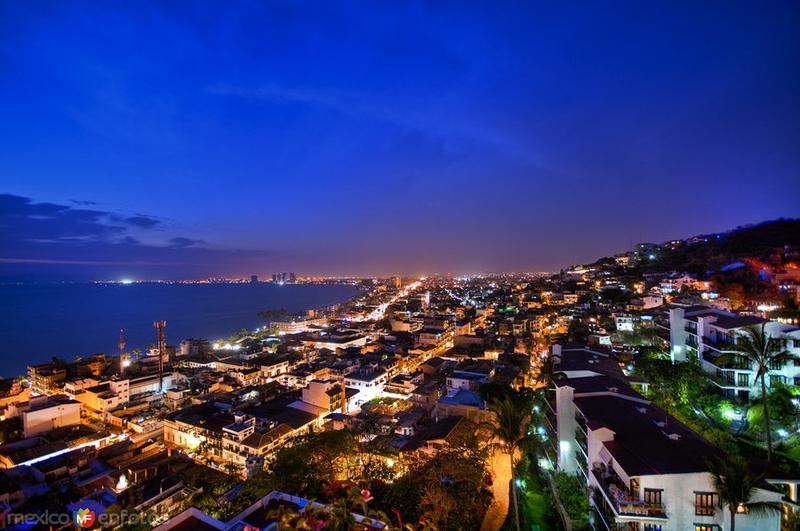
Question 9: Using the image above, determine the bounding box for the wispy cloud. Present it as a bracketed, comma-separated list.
[0, 194, 278, 280]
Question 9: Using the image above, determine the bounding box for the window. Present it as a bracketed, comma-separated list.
[630, 478, 640, 497]
[737, 373, 749, 388]
[695, 492, 718, 516]
[644, 488, 663, 506]
[694, 526, 721, 531]
[643, 526, 662, 531]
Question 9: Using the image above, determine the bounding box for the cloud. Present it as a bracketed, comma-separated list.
[168, 237, 206, 248]
[0, 193, 127, 244]
[122, 215, 160, 229]
[70, 199, 98, 206]
[0, 193, 180, 260]
[0, 194, 275, 280]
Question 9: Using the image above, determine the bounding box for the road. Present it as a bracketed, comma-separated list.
[481, 446, 512, 531]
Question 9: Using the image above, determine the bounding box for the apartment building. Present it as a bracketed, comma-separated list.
[662, 305, 800, 399]
[27, 364, 66, 395]
[545, 344, 797, 531]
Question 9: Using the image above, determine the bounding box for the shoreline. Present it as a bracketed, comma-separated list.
[1, 282, 363, 379]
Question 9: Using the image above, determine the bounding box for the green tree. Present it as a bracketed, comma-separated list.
[386, 441, 489, 530]
[708, 455, 781, 531]
[721, 324, 797, 461]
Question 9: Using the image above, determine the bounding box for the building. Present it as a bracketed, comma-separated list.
[156, 490, 385, 531]
[614, 313, 636, 333]
[343, 368, 388, 406]
[300, 331, 368, 351]
[255, 357, 290, 383]
[546, 344, 796, 531]
[67, 379, 130, 417]
[663, 305, 800, 399]
[295, 379, 359, 415]
[27, 363, 67, 395]
[16, 395, 81, 437]
[272, 316, 327, 335]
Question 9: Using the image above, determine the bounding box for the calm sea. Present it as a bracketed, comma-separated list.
[0, 282, 360, 377]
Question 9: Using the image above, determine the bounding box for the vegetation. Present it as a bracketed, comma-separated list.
[481, 388, 536, 531]
[386, 441, 491, 530]
[511, 455, 558, 530]
[707, 455, 781, 531]
[552, 472, 591, 530]
[719, 324, 797, 461]
[268, 429, 393, 500]
[212, 428, 491, 530]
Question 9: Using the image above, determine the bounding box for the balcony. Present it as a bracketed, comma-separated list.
[703, 337, 740, 354]
[591, 465, 667, 520]
[702, 350, 751, 371]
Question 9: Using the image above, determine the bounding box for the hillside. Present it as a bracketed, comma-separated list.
[594, 219, 800, 304]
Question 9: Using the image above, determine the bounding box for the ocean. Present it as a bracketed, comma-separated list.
[0, 282, 360, 377]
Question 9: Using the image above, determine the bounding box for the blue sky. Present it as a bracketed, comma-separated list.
[1, 1, 799, 279]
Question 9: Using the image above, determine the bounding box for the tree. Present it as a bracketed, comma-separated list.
[721, 324, 797, 461]
[537, 352, 563, 389]
[482, 391, 534, 531]
[708, 455, 781, 531]
[386, 441, 489, 530]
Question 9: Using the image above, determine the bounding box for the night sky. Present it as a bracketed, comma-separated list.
[1, 1, 799, 280]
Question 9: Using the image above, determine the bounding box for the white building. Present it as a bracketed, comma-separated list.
[662, 305, 800, 399]
[546, 344, 797, 531]
[614, 313, 636, 333]
[272, 317, 327, 335]
[343, 368, 388, 406]
[18, 395, 81, 437]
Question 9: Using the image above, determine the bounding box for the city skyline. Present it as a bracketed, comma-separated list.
[2, 1, 799, 280]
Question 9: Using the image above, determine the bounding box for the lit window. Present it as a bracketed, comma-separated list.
[694, 492, 718, 516]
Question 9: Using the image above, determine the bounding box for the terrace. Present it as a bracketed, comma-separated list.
[591, 464, 667, 520]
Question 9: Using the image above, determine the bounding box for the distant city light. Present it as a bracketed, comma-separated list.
[120, 278, 134, 285]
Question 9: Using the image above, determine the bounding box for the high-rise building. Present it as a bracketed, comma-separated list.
[250, 275, 258, 283]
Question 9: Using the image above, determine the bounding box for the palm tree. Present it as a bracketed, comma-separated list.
[722, 323, 796, 461]
[537, 352, 564, 390]
[708, 455, 781, 531]
[483, 392, 533, 531]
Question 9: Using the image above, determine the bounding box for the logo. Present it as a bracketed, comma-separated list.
[74, 508, 96, 528]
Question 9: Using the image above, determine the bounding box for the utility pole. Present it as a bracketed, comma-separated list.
[153, 320, 167, 392]
[118, 328, 127, 375]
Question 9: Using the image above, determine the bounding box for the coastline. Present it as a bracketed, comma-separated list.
[0, 282, 362, 378]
